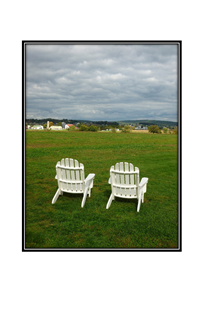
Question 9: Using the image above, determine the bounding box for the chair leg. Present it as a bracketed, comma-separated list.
[137, 194, 142, 212]
[52, 188, 60, 204]
[106, 193, 114, 209]
[81, 188, 89, 208]
[88, 181, 94, 197]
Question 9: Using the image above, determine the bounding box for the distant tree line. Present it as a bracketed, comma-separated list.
[119, 120, 178, 129]
[26, 118, 177, 129]
[26, 118, 120, 127]
[26, 118, 178, 134]
[148, 125, 178, 134]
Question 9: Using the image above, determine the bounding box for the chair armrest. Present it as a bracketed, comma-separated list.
[108, 177, 111, 184]
[139, 177, 148, 187]
[55, 175, 57, 179]
[84, 173, 95, 184]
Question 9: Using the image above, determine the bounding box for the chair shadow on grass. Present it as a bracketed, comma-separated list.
[56, 190, 94, 208]
[53, 189, 140, 208]
[61, 192, 83, 200]
[103, 189, 138, 205]
[51, 191, 83, 203]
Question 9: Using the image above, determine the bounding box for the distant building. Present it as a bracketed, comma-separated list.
[32, 125, 43, 130]
[65, 124, 76, 129]
[49, 126, 62, 130]
[62, 122, 66, 129]
[135, 126, 148, 130]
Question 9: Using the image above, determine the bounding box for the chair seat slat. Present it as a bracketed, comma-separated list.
[113, 183, 137, 189]
[111, 169, 138, 174]
[58, 178, 84, 184]
[56, 165, 83, 170]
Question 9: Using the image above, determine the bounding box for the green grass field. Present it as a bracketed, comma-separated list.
[25, 130, 179, 249]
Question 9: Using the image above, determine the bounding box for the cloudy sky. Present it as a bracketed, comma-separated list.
[26, 43, 178, 121]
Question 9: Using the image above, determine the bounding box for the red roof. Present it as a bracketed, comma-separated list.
[67, 124, 74, 126]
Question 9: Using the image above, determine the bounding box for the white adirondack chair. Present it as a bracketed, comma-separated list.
[52, 158, 95, 208]
[106, 162, 148, 212]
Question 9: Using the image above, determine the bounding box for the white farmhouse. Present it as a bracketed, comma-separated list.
[50, 126, 62, 130]
[32, 125, 44, 130]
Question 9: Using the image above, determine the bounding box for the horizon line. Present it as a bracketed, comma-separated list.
[25, 118, 178, 123]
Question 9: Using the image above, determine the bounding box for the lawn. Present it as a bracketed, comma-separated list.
[25, 130, 179, 249]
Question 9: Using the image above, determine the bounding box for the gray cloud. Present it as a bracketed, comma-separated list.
[26, 44, 178, 121]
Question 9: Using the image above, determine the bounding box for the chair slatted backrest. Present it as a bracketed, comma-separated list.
[56, 158, 85, 193]
[110, 162, 140, 198]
